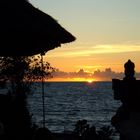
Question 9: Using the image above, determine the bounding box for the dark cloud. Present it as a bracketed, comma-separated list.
[93, 68, 124, 81]
[51, 68, 140, 81]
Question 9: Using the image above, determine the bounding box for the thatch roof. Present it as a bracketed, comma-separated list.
[0, 0, 76, 56]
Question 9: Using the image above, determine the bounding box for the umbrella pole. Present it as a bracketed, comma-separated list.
[41, 54, 45, 128]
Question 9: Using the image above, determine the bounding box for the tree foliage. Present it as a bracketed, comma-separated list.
[0, 55, 55, 94]
[0, 55, 55, 139]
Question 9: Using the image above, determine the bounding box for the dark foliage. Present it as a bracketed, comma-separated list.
[73, 120, 113, 140]
[0, 55, 55, 139]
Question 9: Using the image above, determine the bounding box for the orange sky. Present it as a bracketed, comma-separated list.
[45, 44, 140, 73]
[29, 0, 140, 81]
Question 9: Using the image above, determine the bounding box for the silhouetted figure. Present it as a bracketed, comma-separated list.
[111, 59, 140, 140]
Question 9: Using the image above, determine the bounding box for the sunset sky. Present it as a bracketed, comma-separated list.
[29, 0, 140, 81]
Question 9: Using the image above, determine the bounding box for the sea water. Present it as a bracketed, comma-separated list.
[27, 82, 121, 136]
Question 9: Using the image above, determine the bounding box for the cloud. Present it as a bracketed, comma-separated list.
[50, 68, 140, 81]
[52, 69, 90, 78]
[46, 44, 140, 59]
[93, 68, 124, 81]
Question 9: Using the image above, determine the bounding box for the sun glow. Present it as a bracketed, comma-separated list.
[47, 77, 97, 82]
[87, 79, 93, 83]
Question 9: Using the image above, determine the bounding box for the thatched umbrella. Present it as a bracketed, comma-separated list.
[0, 0, 75, 56]
[0, 0, 76, 129]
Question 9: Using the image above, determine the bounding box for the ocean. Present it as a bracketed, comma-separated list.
[27, 81, 121, 136]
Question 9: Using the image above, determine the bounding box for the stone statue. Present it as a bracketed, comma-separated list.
[123, 59, 136, 81]
[111, 60, 140, 140]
